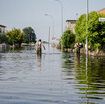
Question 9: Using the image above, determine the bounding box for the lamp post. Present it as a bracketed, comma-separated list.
[55, 0, 63, 50]
[86, 0, 88, 55]
[45, 14, 55, 41]
[55, 0, 63, 36]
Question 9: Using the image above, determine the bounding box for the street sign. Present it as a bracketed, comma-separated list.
[99, 17, 105, 22]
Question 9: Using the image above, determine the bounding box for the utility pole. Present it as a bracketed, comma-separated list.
[55, 0, 63, 50]
[45, 14, 55, 39]
[55, 0, 63, 36]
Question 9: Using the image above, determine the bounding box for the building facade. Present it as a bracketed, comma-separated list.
[0, 25, 6, 34]
[66, 20, 77, 34]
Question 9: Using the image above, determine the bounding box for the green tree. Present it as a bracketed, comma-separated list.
[23, 27, 36, 43]
[62, 30, 75, 48]
[0, 33, 9, 44]
[75, 11, 105, 49]
[75, 14, 86, 43]
[6, 28, 24, 47]
[0, 28, 2, 33]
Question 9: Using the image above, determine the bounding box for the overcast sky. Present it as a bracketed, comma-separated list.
[0, 0, 105, 41]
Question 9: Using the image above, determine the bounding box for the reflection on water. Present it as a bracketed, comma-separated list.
[36, 54, 42, 70]
[0, 46, 105, 104]
[62, 52, 105, 104]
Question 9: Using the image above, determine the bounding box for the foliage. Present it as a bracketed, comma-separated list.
[0, 28, 1, 33]
[23, 27, 36, 43]
[75, 11, 105, 49]
[75, 14, 86, 43]
[6, 28, 24, 46]
[61, 30, 75, 48]
[0, 33, 9, 44]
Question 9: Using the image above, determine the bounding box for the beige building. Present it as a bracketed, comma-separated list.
[66, 20, 77, 34]
[0, 25, 6, 34]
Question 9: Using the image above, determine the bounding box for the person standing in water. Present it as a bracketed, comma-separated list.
[35, 39, 46, 55]
[74, 41, 80, 54]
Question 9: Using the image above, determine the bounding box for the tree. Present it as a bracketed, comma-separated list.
[23, 27, 36, 43]
[0, 33, 8, 44]
[75, 11, 105, 49]
[75, 14, 86, 43]
[62, 30, 75, 49]
[6, 28, 24, 47]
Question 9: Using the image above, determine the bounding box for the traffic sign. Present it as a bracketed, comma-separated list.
[99, 17, 105, 22]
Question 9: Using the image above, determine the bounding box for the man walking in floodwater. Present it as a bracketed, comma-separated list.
[35, 39, 46, 55]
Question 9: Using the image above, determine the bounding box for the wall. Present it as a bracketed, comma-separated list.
[66, 20, 77, 34]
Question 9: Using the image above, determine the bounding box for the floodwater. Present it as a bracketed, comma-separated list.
[0, 45, 105, 104]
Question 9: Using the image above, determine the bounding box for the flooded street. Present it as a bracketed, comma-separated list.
[0, 46, 105, 104]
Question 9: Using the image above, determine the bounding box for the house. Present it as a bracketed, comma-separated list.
[66, 20, 77, 34]
[0, 25, 6, 34]
[97, 8, 105, 15]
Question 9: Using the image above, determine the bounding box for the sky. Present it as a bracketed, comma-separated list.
[0, 0, 105, 41]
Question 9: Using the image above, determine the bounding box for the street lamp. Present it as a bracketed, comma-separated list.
[54, 0, 63, 50]
[55, 0, 63, 36]
[45, 14, 55, 41]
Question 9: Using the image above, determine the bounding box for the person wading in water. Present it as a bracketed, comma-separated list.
[74, 41, 80, 54]
[35, 39, 46, 55]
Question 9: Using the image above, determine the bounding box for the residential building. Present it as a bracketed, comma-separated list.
[0, 25, 6, 34]
[66, 20, 77, 34]
[97, 8, 105, 15]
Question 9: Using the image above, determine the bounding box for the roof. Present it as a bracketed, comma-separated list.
[97, 8, 105, 15]
[98, 8, 105, 12]
[0, 25, 6, 28]
[66, 20, 77, 22]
